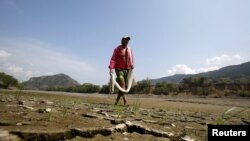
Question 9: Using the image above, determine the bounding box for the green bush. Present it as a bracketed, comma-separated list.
[134, 78, 151, 94]
[0, 72, 19, 89]
[99, 85, 110, 94]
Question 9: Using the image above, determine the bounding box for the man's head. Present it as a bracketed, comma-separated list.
[121, 36, 130, 46]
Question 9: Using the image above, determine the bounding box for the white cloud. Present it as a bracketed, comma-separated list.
[206, 54, 243, 67]
[6, 64, 23, 74]
[195, 66, 219, 73]
[0, 50, 11, 59]
[167, 64, 196, 75]
[166, 54, 244, 76]
[24, 70, 35, 78]
[0, 38, 97, 83]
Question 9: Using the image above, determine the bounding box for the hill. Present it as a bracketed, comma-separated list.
[23, 73, 80, 90]
[151, 61, 250, 84]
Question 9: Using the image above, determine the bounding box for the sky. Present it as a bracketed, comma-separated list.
[0, 0, 250, 85]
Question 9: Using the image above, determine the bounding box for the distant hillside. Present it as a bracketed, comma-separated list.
[151, 61, 250, 84]
[23, 73, 80, 90]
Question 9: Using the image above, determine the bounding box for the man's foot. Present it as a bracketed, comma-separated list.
[123, 104, 129, 107]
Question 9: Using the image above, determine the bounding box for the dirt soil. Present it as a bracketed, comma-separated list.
[0, 90, 249, 141]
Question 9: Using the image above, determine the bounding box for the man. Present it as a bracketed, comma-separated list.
[109, 36, 134, 105]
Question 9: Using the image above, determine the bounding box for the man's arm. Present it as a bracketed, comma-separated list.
[109, 48, 117, 73]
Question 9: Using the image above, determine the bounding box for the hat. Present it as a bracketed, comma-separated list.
[122, 36, 131, 40]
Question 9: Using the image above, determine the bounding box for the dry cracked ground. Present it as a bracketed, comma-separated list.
[0, 90, 249, 141]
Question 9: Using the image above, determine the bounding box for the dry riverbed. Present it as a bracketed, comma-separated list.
[0, 90, 249, 141]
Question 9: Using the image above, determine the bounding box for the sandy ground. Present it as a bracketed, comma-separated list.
[0, 90, 249, 141]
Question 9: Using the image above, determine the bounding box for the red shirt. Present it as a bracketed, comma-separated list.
[109, 45, 134, 69]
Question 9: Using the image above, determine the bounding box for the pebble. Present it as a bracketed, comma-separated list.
[18, 100, 24, 105]
[0, 99, 6, 102]
[16, 122, 22, 126]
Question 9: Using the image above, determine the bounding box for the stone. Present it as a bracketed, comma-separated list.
[18, 100, 24, 105]
[22, 105, 34, 110]
[41, 100, 54, 104]
[110, 119, 125, 125]
[0, 129, 21, 141]
[0, 99, 6, 102]
[122, 132, 129, 135]
[82, 113, 102, 119]
[181, 136, 196, 141]
[171, 123, 176, 127]
[109, 124, 127, 132]
[16, 123, 22, 126]
[38, 109, 45, 113]
[45, 108, 52, 113]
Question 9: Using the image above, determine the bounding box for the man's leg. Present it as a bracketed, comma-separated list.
[121, 93, 127, 105]
[119, 79, 126, 105]
[115, 70, 125, 105]
[115, 92, 121, 105]
[122, 70, 129, 105]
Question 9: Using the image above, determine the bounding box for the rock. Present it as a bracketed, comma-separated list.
[181, 135, 196, 141]
[242, 119, 250, 124]
[11, 130, 73, 141]
[142, 119, 157, 124]
[82, 113, 103, 119]
[0, 99, 6, 102]
[123, 132, 129, 135]
[110, 119, 125, 125]
[109, 124, 127, 132]
[124, 137, 129, 140]
[139, 110, 149, 115]
[97, 111, 109, 117]
[156, 138, 170, 141]
[164, 126, 171, 129]
[184, 126, 205, 131]
[38, 108, 52, 113]
[125, 121, 174, 138]
[22, 105, 34, 110]
[18, 100, 24, 105]
[151, 114, 164, 119]
[38, 109, 45, 113]
[41, 100, 54, 104]
[16, 122, 22, 126]
[46, 108, 52, 113]
[21, 122, 32, 125]
[0, 121, 15, 126]
[0, 129, 9, 139]
[6, 98, 12, 102]
[158, 109, 165, 112]
[92, 107, 101, 112]
[72, 128, 112, 138]
[0, 129, 21, 141]
[110, 114, 120, 118]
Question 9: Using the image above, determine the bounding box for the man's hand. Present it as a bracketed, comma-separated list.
[109, 69, 113, 74]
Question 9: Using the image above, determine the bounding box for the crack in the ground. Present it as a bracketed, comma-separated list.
[9, 120, 181, 141]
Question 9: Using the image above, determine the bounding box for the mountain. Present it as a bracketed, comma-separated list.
[151, 61, 250, 84]
[23, 73, 80, 90]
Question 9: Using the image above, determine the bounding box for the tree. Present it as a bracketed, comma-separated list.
[0, 72, 19, 89]
[99, 85, 110, 94]
[134, 78, 151, 94]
